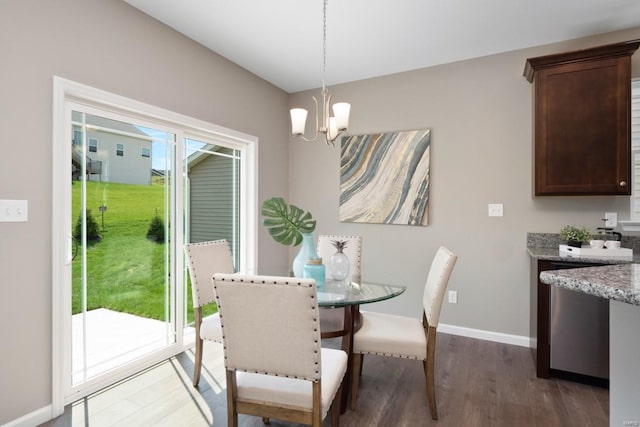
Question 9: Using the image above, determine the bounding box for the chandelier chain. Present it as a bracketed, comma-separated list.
[322, 0, 327, 92]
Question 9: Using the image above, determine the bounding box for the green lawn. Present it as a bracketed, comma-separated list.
[71, 180, 215, 323]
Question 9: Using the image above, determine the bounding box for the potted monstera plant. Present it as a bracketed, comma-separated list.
[261, 197, 317, 277]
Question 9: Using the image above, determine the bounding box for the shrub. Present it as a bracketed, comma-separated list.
[146, 212, 165, 242]
[73, 209, 102, 242]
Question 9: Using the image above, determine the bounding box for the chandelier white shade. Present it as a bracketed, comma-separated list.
[290, 0, 350, 146]
[290, 108, 308, 135]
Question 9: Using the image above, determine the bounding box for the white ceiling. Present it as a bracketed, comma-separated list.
[123, 0, 640, 93]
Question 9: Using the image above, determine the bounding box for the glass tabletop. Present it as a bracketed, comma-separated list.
[317, 279, 406, 308]
[243, 265, 406, 308]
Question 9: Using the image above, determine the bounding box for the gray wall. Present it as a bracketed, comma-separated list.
[289, 27, 640, 336]
[0, 0, 289, 423]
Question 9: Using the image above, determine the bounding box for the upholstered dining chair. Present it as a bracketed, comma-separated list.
[316, 235, 362, 340]
[184, 239, 235, 387]
[349, 246, 457, 420]
[213, 273, 348, 427]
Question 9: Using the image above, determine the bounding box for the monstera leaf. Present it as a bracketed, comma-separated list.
[261, 197, 316, 246]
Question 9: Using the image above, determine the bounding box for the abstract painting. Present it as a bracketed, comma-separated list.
[339, 129, 430, 225]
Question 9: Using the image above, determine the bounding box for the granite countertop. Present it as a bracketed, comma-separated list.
[527, 232, 640, 264]
[527, 247, 640, 264]
[539, 263, 640, 306]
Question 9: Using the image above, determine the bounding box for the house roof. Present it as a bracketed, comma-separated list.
[72, 111, 152, 141]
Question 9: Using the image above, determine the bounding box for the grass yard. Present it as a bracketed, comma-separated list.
[71, 180, 214, 323]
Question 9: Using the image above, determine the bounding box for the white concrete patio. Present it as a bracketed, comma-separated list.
[72, 308, 182, 385]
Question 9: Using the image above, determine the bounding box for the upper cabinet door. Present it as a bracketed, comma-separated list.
[525, 40, 640, 196]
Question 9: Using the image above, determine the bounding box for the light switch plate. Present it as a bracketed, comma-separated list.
[0, 199, 29, 222]
[488, 203, 504, 217]
[605, 212, 617, 228]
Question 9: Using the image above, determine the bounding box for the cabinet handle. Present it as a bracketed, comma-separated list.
[620, 181, 627, 187]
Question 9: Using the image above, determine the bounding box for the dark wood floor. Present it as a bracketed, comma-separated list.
[41, 333, 609, 427]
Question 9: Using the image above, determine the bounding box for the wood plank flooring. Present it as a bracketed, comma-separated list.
[41, 333, 609, 427]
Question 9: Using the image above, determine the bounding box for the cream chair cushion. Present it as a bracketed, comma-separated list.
[353, 311, 427, 360]
[236, 348, 347, 419]
[199, 313, 222, 342]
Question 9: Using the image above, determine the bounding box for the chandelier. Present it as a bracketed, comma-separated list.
[290, 0, 351, 146]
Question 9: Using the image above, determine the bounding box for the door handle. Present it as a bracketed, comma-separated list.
[66, 234, 79, 264]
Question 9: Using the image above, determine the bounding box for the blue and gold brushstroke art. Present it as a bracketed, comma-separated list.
[340, 129, 430, 225]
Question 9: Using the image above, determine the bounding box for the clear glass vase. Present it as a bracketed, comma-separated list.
[329, 250, 350, 281]
[292, 232, 318, 278]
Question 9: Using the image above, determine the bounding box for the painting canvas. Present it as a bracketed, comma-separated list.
[339, 129, 430, 225]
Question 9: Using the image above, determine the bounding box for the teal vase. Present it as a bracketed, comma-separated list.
[293, 232, 318, 277]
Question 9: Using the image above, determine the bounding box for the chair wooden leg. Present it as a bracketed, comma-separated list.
[331, 383, 342, 427]
[312, 381, 322, 427]
[193, 336, 203, 387]
[226, 370, 238, 427]
[350, 353, 363, 411]
[425, 326, 438, 420]
[193, 308, 204, 387]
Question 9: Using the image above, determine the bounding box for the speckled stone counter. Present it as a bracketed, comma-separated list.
[528, 232, 640, 251]
[528, 247, 640, 264]
[531, 233, 640, 424]
[527, 232, 640, 264]
[540, 263, 640, 425]
[538, 257, 640, 425]
[539, 263, 640, 306]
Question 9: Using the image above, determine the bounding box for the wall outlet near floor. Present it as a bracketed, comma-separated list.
[604, 212, 617, 228]
[448, 290, 457, 304]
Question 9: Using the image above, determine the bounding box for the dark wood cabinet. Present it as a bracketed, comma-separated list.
[524, 40, 640, 196]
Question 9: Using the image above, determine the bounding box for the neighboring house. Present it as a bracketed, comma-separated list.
[72, 112, 153, 186]
[186, 144, 239, 245]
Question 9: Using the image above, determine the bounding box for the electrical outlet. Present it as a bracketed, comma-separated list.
[488, 203, 503, 217]
[448, 290, 457, 304]
[604, 212, 617, 228]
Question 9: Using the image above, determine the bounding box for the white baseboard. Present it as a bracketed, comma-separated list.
[2, 405, 52, 427]
[438, 323, 531, 348]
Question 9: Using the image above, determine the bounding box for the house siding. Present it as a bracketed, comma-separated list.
[188, 153, 238, 244]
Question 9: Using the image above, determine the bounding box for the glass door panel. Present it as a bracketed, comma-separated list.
[183, 138, 241, 325]
[71, 110, 175, 387]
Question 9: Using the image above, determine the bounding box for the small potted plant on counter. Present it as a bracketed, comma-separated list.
[559, 225, 592, 248]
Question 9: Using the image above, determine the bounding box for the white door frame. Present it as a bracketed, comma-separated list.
[51, 76, 257, 417]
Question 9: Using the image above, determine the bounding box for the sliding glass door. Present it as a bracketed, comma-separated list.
[70, 109, 177, 389]
[52, 77, 257, 410]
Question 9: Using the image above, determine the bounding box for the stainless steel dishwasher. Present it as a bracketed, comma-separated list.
[549, 261, 609, 381]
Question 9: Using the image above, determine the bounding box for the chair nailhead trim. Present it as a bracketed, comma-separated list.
[356, 350, 424, 360]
